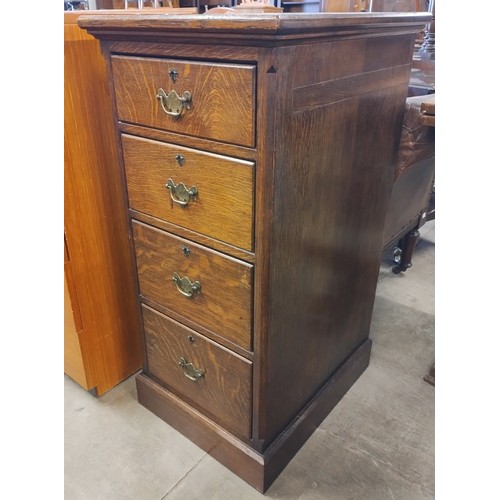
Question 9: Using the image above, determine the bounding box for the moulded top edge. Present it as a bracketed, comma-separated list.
[77, 12, 432, 37]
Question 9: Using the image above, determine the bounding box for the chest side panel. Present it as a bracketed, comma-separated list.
[259, 35, 415, 444]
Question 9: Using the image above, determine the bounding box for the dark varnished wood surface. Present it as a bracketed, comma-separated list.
[129, 209, 256, 264]
[122, 134, 255, 251]
[136, 337, 371, 492]
[79, 12, 432, 39]
[132, 221, 254, 351]
[110, 40, 259, 57]
[258, 34, 415, 445]
[81, 11, 430, 491]
[119, 122, 258, 162]
[112, 56, 256, 147]
[142, 304, 253, 439]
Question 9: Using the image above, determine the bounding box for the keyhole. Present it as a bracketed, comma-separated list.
[176, 154, 185, 166]
[169, 69, 179, 83]
[187, 335, 195, 343]
[181, 246, 191, 256]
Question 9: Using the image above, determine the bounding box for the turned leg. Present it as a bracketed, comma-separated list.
[392, 228, 420, 274]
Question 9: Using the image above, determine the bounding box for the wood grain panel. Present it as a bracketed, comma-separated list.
[292, 64, 410, 113]
[135, 338, 371, 492]
[118, 122, 258, 162]
[64, 12, 143, 395]
[132, 221, 253, 350]
[142, 304, 252, 439]
[260, 36, 414, 444]
[108, 40, 259, 62]
[79, 10, 430, 491]
[129, 209, 256, 264]
[111, 56, 256, 147]
[122, 134, 254, 251]
[79, 13, 431, 43]
[64, 271, 88, 390]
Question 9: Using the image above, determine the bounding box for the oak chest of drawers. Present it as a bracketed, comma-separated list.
[79, 11, 430, 492]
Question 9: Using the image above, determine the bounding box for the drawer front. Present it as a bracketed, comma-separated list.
[123, 134, 254, 252]
[142, 304, 252, 439]
[111, 56, 256, 148]
[133, 221, 253, 351]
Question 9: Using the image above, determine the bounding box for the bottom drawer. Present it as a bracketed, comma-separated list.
[142, 304, 252, 439]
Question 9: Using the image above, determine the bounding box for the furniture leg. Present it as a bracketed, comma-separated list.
[392, 228, 420, 274]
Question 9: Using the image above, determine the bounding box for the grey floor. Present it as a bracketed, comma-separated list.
[64, 220, 435, 500]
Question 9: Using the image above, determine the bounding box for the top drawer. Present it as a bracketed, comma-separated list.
[111, 56, 256, 148]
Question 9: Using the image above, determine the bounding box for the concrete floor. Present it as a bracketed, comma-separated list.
[64, 220, 435, 500]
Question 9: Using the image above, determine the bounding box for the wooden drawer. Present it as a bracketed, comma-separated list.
[142, 304, 252, 439]
[132, 221, 253, 351]
[122, 134, 254, 252]
[111, 55, 256, 148]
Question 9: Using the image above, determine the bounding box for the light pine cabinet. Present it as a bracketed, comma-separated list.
[64, 12, 143, 396]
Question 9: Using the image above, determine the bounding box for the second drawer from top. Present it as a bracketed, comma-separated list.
[122, 134, 255, 252]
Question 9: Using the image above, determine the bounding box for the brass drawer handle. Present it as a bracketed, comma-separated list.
[172, 272, 201, 298]
[165, 179, 197, 207]
[156, 88, 192, 118]
[179, 357, 205, 381]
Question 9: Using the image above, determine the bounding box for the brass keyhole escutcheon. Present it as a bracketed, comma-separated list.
[175, 154, 185, 166]
[181, 246, 191, 256]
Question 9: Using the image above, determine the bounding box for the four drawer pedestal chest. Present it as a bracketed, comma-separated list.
[79, 11, 430, 492]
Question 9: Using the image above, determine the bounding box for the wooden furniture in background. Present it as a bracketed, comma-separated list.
[178, 0, 235, 10]
[280, 0, 362, 14]
[320, 0, 374, 11]
[383, 0, 434, 273]
[79, 10, 430, 490]
[64, 7, 198, 397]
[96, 0, 181, 8]
[64, 11, 144, 396]
[382, 93, 435, 273]
[370, 0, 424, 11]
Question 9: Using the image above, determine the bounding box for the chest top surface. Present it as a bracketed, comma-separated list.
[78, 12, 431, 45]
